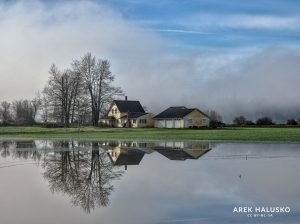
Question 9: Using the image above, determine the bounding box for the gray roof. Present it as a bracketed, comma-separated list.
[154, 106, 208, 119]
[120, 112, 147, 119]
[155, 148, 194, 160]
[154, 148, 211, 161]
[108, 149, 145, 166]
[113, 100, 145, 113]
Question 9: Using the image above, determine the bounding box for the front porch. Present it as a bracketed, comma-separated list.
[99, 116, 116, 127]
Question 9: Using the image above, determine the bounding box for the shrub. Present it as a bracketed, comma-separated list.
[256, 117, 274, 126]
[246, 120, 255, 125]
[287, 119, 298, 125]
[209, 120, 223, 128]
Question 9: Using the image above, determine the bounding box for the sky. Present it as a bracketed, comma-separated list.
[1, 0, 300, 122]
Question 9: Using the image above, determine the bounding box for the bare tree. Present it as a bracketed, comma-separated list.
[40, 93, 50, 123]
[31, 93, 42, 121]
[73, 53, 123, 126]
[205, 110, 223, 128]
[0, 101, 11, 124]
[43, 64, 83, 127]
[206, 110, 223, 122]
[12, 99, 36, 125]
[233, 115, 247, 126]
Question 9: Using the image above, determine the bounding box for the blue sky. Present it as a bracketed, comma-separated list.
[101, 0, 300, 50]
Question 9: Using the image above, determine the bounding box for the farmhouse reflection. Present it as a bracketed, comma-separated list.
[0, 140, 212, 213]
[102, 141, 212, 169]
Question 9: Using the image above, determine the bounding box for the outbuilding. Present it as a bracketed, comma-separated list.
[154, 106, 209, 128]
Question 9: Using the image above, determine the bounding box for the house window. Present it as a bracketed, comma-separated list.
[132, 119, 136, 124]
[139, 119, 147, 124]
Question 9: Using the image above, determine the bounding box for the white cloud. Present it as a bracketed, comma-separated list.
[182, 14, 300, 30]
[0, 1, 300, 122]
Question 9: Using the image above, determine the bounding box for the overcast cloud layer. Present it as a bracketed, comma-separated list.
[0, 1, 300, 122]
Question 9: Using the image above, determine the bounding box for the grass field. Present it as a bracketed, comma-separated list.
[0, 126, 300, 143]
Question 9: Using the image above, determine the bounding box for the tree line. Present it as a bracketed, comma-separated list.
[232, 115, 300, 126]
[0, 53, 122, 127]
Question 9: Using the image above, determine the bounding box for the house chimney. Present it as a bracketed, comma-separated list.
[125, 96, 128, 101]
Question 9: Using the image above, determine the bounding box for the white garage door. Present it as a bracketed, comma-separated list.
[155, 120, 165, 128]
[184, 119, 190, 128]
[174, 120, 180, 128]
[166, 120, 173, 128]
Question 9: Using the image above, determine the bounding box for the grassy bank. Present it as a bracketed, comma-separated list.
[0, 126, 300, 143]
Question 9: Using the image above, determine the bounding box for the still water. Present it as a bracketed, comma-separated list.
[0, 140, 299, 224]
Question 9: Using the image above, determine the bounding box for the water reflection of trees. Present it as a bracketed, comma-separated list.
[0, 141, 123, 213]
[0, 141, 11, 158]
[42, 142, 123, 213]
[0, 141, 43, 161]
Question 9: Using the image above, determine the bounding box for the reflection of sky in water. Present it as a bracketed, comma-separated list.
[0, 141, 300, 224]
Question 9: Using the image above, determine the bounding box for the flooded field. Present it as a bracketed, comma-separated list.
[0, 140, 299, 224]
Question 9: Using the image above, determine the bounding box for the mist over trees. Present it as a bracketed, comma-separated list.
[233, 116, 255, 126]
[0, 98, 41, 125]
[0, 101, 11, 125]
[0, 53, 122, 127]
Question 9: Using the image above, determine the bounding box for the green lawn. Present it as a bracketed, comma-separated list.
[0, 126, 300, 142]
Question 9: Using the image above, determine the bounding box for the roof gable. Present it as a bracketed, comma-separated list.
[153, 106, 193, 119]
[154, 106, 209, 119]
[113, 100, 145, 113]
[183, 108, 209, 118]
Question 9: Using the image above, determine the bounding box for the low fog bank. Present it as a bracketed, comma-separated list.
[193, 47, 300, 123]
[119, 47, 300, 123]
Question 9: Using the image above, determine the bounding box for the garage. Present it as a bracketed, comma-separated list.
[166, 120, 173, 128]
[184, 119, 189, 128]
[155, 120, 165, 128]
[174, 120, 181, 128]
[154, 106, 210, 129]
